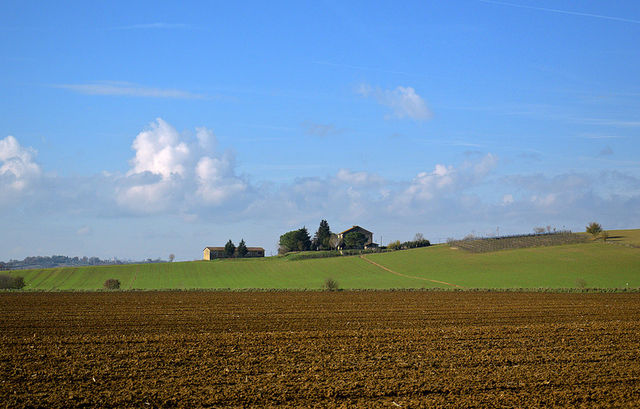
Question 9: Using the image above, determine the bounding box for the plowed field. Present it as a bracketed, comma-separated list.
[2, 291, 640, 408]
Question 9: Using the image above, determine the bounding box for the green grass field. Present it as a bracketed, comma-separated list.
[5, 229, 640, 291]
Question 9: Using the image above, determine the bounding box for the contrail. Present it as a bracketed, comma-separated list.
[478, 0, 640, 25]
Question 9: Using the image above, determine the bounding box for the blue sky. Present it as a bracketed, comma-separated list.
[1, 0, 639, 260]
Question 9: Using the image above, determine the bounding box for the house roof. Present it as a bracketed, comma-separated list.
[338, 225, 372, 235]
[204, 246, 264, 251]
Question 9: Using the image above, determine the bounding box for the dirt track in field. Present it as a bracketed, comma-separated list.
[360, 255, 464, 288]
[1, 291, 640, 408]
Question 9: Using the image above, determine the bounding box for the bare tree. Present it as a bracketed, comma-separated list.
[169, 254, 175, 262]
[414, 233, 425, 241]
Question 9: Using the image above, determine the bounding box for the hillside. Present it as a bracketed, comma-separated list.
[4, 229, 640, 291]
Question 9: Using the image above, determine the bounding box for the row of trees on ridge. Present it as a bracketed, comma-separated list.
[223, 239, 250, 258]
[279, 220, 341, 254]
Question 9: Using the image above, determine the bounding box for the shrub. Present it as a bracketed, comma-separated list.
[0, 274, 25, 289]
[586, 222, 603, 239]
[388, 240, 402, 250]
[103, 278, 121, 290]
[323, 278, 339, 291]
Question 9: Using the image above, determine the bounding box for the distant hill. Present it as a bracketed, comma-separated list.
[1, 255, 166, 271]
[4, 229, 639, 291]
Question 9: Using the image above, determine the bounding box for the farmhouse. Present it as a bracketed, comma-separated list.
[203, 246, 265, 260]
[337, 225, 378, 249]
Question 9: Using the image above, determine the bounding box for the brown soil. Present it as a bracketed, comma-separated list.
[1, 291, 640, 408]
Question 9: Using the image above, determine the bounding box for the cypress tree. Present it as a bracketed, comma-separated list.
[224, 239, 236, 257]
[237, 239, 248, 257]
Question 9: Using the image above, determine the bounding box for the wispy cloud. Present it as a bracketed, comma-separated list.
[581, 133, 626, 140]
[111, 22, 196, 30]
[301, 121, 344, 137]
[576, 118, 640, 128]
[479, 0, 640, 25]
[358, 84, 432, 121]
[52, 82, 205, 99]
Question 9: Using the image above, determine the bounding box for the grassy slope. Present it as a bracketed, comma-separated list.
[606, 229, 640, 246]
[7, 229, 640, 290]
[367, 242, 640, 289]
[13, 256, 407, 291]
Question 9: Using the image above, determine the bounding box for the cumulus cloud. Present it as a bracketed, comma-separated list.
[196, 155, 246, 205]
[128, 118, 190, 178]
[358, 84, 432, 120]
[0, 135, 41, 193]
[394, 154, 497, 208]
[117, 118, 246, 213]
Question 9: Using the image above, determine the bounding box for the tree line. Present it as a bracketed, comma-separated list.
[0, 255, 171, 271]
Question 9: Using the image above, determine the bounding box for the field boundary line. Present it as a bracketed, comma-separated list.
[360, 255, 464, 289]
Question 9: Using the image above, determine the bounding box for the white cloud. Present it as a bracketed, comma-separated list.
[196, 127, 215, 151]
[401, 164, 455, 202]
[0, 135, 41, 192]
[196, 155, 246, 205]
[358, 84, 432, 120]
[336, 169, 384, 187]
[117, 118, 246, 213]
[53, 82, 204, 99]
[128, 118, 190, 178]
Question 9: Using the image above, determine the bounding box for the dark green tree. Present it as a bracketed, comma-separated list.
[343, 232, 368, 249]
[279, 227, 312, 253]
[224, 239, 236, 257]
[313, 219, 332, 250]
[237, 239, 248, 257]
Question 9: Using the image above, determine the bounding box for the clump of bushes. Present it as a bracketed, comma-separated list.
[103, 278, 121, 290]
[323, 278, 339, 291]
[0, 274, 25, 289]
[388, 239, 431, 251]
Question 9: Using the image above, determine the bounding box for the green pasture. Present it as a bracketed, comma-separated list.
[4, 229, 640, 291]
[605, 229, 640, 246]
[366, 242, 639, 289]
